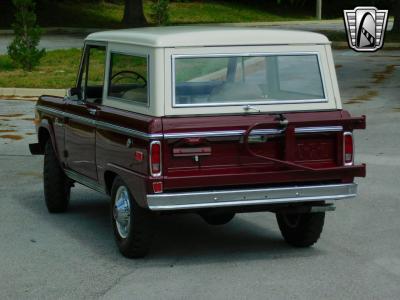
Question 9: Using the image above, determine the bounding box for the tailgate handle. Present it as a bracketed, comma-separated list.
[244, 122, 315, 172]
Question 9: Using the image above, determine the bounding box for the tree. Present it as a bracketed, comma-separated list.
[123, 0, 147, 27]
[7, 0, 45, 71]
[150, 0, 169, 26]
[392, 0, 400, 32]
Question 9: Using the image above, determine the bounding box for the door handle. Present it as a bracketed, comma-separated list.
[88, 108, 97, 116]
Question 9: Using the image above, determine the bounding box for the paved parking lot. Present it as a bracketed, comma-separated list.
[0, 50, 399, 299]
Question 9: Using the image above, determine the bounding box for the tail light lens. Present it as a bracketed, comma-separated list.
[343, 132, 354, 166]
[150, 141, 162, 176]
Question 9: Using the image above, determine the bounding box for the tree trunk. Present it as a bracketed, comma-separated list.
[123, 0, 147, 27]
[392, 0, 400, 32]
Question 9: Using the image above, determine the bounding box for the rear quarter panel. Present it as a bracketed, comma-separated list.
[95, 105, 163, 207]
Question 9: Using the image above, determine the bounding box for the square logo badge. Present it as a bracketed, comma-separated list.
[343, 6, 389, 52]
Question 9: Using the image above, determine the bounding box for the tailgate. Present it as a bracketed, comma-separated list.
[161, 110, 365, 191]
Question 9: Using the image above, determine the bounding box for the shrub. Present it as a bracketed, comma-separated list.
[150, 0, 170, 26]
[7, 0, 45, 71]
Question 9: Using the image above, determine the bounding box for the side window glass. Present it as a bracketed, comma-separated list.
[87, 47, 106, 87]
[78, 45, 106, 103]
[108, 53, 148, 105]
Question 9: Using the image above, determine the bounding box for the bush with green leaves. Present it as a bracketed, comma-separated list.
[150, 0, 170, 26]
[7, 0, 45, 71]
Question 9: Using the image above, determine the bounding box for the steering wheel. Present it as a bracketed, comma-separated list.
[111, 70, 147, 88]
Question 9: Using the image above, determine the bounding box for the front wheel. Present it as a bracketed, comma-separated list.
[111, 177, 153, 258]
[276, 211, 325, 247]
[43, 141, 71, 213]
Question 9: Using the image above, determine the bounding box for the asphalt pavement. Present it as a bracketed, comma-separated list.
[0, 33, 85, 54]
[0, 50, 399, 299]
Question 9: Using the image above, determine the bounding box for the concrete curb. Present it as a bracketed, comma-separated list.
[0, 88, 65, 98]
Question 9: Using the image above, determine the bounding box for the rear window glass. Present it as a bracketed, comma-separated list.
[173, 54, 325, 107]
[108, 53, 148, 105]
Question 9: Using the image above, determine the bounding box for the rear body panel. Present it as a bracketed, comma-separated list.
[161, 111, 365, 192]
[35, 97, 366, 211]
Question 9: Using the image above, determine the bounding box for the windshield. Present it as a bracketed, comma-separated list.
[173, 53, 326, 107]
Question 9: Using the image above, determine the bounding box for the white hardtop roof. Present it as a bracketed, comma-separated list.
[86, 26, 330, 48]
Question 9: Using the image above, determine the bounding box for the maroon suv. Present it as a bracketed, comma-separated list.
[29, 27, 366, 258]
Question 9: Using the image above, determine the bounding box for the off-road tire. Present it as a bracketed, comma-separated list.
[276, 212, 325, 247]
[111, 177, 153, 258]
[202, 212, 235, 225]
[43, 141, 71, 213]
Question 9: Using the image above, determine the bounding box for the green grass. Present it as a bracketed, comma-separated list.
[165, 1, 313, 24]
[0, 48, 150, 89]
[0, 49, 82, 89]
[0, 0, 314, 29]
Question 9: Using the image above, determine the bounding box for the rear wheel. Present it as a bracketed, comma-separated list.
[111, 177, 153, 258]
[43, 141, 71, 213]
[201, 212, 235, 225]
[276, 211, 325, 247]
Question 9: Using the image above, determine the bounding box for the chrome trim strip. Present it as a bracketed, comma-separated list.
[96, 121, 163, 139]
[164, 130, 245, 139]
[36, 105, 64, 118]
[36, 105, 162, 140]
[37, 105, 95, 126]
[37, 105, 342, 140]
[64, 111, 96, 126]
[254, 128, 283, 135]
[295, 126, 343, 134]
[146, 183, 357, 211]
[163, 126, 343, 139]
[64, 169, 106, 194]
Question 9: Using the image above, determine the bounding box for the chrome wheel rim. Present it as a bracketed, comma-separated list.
[113, 186, 131, 239]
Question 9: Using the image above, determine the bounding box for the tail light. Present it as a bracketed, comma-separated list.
[150, 141, 162, 176]
[343, 132, 354, 166]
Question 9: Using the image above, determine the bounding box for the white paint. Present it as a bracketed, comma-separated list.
[86, 26, 330, 48]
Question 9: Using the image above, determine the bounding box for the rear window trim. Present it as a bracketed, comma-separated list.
[171, 51, 328, 108]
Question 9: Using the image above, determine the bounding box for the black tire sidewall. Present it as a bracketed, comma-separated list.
[110, 176, 152, 258]
[43, 141, 70, 213]
[276, 211, 325, 247]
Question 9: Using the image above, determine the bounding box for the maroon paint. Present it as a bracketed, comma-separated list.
[36, 95, 366, 208]
[64, 100, 99, 180]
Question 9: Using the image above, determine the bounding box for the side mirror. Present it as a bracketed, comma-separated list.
[65, 87, 81, 101]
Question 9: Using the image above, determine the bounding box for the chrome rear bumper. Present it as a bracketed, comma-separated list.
[146, 183, 357, 211]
